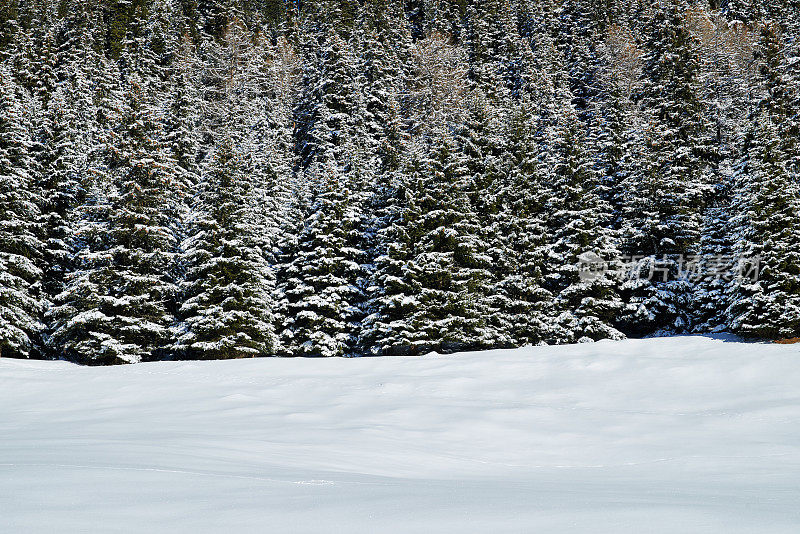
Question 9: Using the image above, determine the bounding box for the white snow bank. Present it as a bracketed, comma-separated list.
[1, 336, 799, 533]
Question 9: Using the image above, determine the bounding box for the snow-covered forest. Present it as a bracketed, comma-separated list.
[0, 0, 798, 364]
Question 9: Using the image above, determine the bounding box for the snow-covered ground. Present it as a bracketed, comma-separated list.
[2, 336, 799, 533]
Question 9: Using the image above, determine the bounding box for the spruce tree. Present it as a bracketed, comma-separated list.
[617, 0, 714, 335]
[277, 157, 368, 357]
[623, 0, 712, 257]
[556, 0, 608, 118]
[540, 95, 624, 343]
[364, 129, 490, 355]
[0, 68, 43, 359]
[293, 17, 362, 170]
[691, 181, 735, 333]
[727, 112, 800, 339]
[485, 96, 554, 346]
[352, 0, 411, 172]
[51, 76, 178, 364]
[176, 137, 277, 359]
[726, 22, 800, 339]
[37, 86, 84, 333]
[720, 0, 764, 24]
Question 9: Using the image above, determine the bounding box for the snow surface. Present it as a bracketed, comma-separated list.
[2, 336, 799, 533]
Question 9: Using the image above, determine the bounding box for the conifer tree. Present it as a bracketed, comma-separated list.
[352, 0, 411, 172]
[691, 181, 735, 333]
[556, 0, 608, 118]
[623, 0, 712, 258]
[176, 136, 277, 359]
[198, 0, 231, 39]
[230, 28, 296, 263]
[293, 17, 362, 170]
[617, 0, 714, 334]
[726, 22, 800, 339]
[37, 86, 84, 316]
[720, 0, 764, 24]
[450, 92, 513, 347]
[727, 112, 800, 339]
[51, 77, 178, 364]
[364, 128, 490, 355]
[278, 156, 368, 357]
[540, 97, 624, 343]
[593, 80, 631, 217]
[484, 96, 554, 346]
[361, 163, 413, 354]
[423, 0, 465, 41]
[0, 69, 43, 359]
[464, 0, 510, 98]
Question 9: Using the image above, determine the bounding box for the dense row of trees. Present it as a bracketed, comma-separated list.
[0, 0, 798, 363]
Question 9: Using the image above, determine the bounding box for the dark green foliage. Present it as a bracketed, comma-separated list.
[177, 137, 277, 359]
[278, 159, 368, 357]
[366, 129, 491, 355]
[0, 68, 43, 359]
[51, 76, 179, 364]
[726, 23, 800, 339]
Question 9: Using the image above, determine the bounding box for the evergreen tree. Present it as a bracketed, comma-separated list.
[691, 180, 735, 333]
[540, 95, 624, 343]
[364, 128, 490, 355]
[1, 0, 799, 362]
[720, 0, 764, 24]
[623, 0, 712, 258]
[726, 22, 800, 339]
[176, 136, 277, 359]
[197, 0, 231, 39]
[450, 92, 511, 347]
[617, 0, 714, 334]
[0, 68, 43, 359]
[352, 0, 411, 172]
[484, 96, 553, 346]
[293, 17, 362, 170]
[727, 112, 800, 339]
[556, 0, 608, 118]
[464, 0, 511, 98]
[51, 77, 178, 364]
[423, 0, 465, 41]
[593, 80, 631, 218]
[37, 86, 84, 326]
[278, 157, 368, 357]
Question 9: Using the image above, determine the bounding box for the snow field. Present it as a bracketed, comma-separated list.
[1, 335, 799, 533]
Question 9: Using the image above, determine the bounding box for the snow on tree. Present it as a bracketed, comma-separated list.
[2, 0, 800, 362]
[720, 0, 765, 24]
[463, 0, 516, 99]
[0, 68, 43, 359]
[364, 127, 490, 355]
[176, 136, 277, 359]
[482, 95, 554, 346]
[50, 76, 178, 364]
[616, 0, 715, 335]
[352, 0, 412, 172]
[727, 113, 800, 339]
[37, 85, 85, 319]
[277, 155, 368, 357]
[556, 0, 610, 119]
[539, 92, 624, 343]
[726, 22, 800, 339]
[293, 12, 362, 170]
[423, 0, 465, 42]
